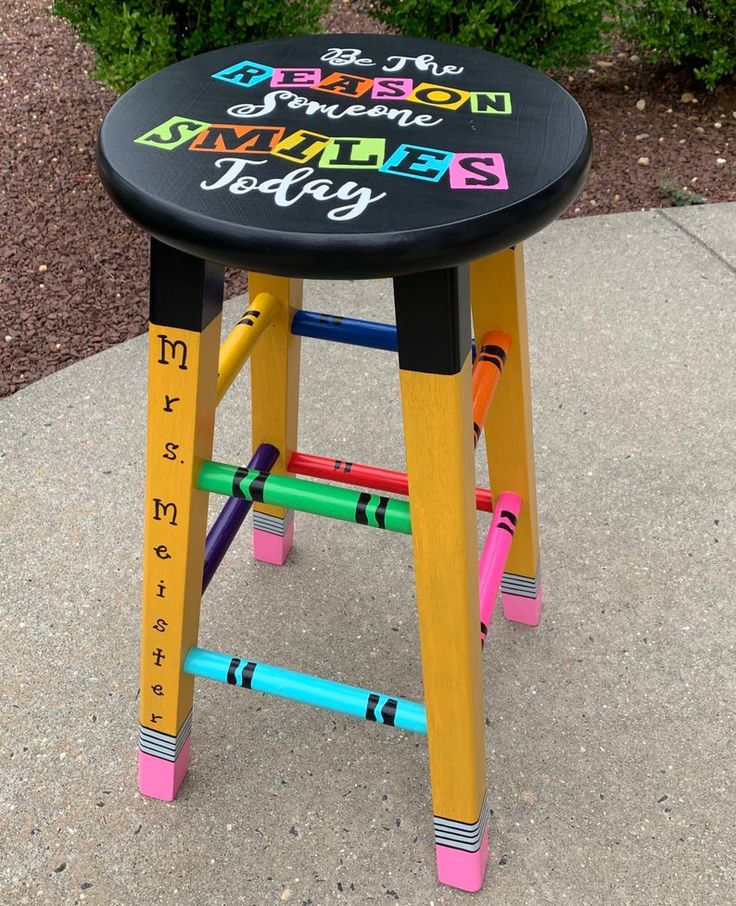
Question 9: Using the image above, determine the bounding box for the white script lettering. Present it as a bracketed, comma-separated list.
[383, 53, 464, 77]
[227, 90, 442, 128]
[200, 158, 387, 222]
[321, 47, 375, 67]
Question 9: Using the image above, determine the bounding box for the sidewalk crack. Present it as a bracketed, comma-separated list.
[655, 208, 736, 276]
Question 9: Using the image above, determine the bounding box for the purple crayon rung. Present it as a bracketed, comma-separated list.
[202, 442, 280, 591]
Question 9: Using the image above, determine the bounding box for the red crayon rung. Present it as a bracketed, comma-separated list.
[288, 451, 493, 513]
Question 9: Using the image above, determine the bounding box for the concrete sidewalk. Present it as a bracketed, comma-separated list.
[1, 204, 734, 906]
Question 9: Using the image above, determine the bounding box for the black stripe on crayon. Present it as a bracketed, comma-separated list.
[241, 661, 257, 689]
[480, 344, 507, 364]
[238, 309, 261, 327]
[366, 693, 380, 721]
[478, 355, 503, 371]
[500, 510, 518, 526]
[227, 657, 241, 685]
[381, 699, 398, 726]
[497, 522, 514, 535]
[344, 461, 352, 473]
[355, 493, 371, 525]
[232, 466, 249, 498]
[374, 497, 389, 529]
[248, 471, 269, 503]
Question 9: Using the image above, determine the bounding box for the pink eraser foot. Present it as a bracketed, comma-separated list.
[502, 586, 543, 626]
[253, 513, 294, 565]
[436, 825, 490, 891]
[138, 736, 191, 801]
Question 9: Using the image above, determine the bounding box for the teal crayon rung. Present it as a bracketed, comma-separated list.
[184, 647, 427, 734]
[198, 459, 412, 534]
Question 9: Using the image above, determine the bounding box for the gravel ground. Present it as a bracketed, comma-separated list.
[1, 0, 734, 397]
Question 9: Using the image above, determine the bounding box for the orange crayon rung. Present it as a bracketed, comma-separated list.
[472, 330, 511, 446]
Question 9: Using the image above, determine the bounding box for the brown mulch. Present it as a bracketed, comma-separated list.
[1, 0, 734, 398]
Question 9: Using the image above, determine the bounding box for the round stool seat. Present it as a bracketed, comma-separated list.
[98, 34, 590, 278]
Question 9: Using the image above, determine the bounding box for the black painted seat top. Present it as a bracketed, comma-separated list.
[98, 34, 591, 279]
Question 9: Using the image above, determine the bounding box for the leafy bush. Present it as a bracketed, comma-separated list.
[366, 0, 615, 70]
[620, 0, 736, 90]
[52, 0, 330, 93]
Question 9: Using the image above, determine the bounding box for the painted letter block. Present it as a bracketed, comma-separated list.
[271, 68, 322, 87]
[189, 124, 285, 154]
[316, 71, 374, 97]
[408, 82, 471, 111]
[380, 144, 454, 182]
[211, 59, 274, 88]
[272, 129, 331, 163]
[135, 116, 210, 151]
[470, 92, 512, 115]
[449, 153, 508, 190]
[320, 137, 386, 169]
[371, 77, 414, 100]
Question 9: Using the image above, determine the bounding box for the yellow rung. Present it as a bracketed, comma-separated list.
[216, 292, 279, 403]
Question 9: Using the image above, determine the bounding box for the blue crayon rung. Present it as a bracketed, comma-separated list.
[292, 309, 478, 359]
[184, 646, 427, 734]
[291, 309, 398, 351]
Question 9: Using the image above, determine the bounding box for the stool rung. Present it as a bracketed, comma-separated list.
[216, 293, 279, 404]
[288, 451, 494, 513]
[292, 310, 480, 359]
[472, 331, 511, 447]
[478, 492, 522, 646]
[184, 646, 427, 734]
[198, 460, 412, 534]
[202, 443, 279, 591]
[291, 309, 397, 351]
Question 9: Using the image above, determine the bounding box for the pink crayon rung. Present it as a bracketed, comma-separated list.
[478, 492, 522, 644]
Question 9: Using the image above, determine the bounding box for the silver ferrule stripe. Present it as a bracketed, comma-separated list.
[501, 570, 540, 597]
[253, 510, 293, 536]
[434, 792, 490, 852]
[139, 712, 192, 761]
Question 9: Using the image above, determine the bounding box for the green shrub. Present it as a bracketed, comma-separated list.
[52, 0, 330, 93]
[620, 0, 736, 90]
[366, 0, 614, 70]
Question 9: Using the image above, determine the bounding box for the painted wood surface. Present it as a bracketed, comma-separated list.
[470, 246, 541, 602]
[399, 359, 487, 821]
[98, 35, 590, 278]
[249, 272, 302, 563]
[140, 315, 221, 739]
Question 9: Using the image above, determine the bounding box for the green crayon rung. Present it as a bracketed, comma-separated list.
[198, 459, 412, 534]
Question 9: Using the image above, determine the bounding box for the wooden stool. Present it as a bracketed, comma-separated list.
[98, 34, 590, 892]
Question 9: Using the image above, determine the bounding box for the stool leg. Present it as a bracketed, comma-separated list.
[470, 246, 542, 625]
[248, 273, 303, 564]
[138, 240, 223, 800]
[394, 267, 489, 892]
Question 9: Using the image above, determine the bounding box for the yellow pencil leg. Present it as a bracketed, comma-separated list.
[470, 245, 542, 625]
[394, 267, 489, 892]
[248, 272, 303, 564]
[138, 240, 223, 800]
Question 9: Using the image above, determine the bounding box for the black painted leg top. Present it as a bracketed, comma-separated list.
[150, 238, 224, 331]
[393, 266, 471, 375]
